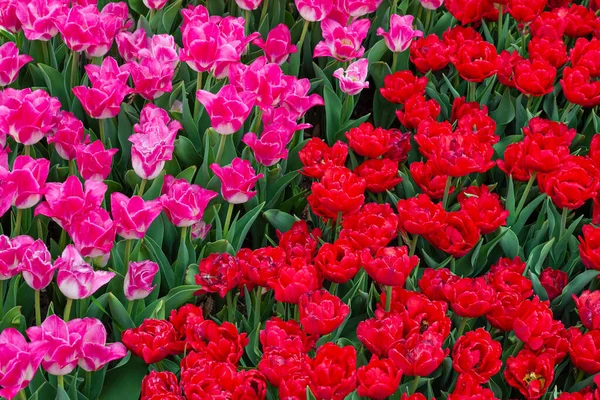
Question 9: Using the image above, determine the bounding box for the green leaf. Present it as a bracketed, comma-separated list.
[324, 86, 342, 145]
[107, 293, 135, 333]
[231, 202, 265, 251]
[55, 386, 70, 400]
[143, 235, 174, 290]
[552, 270, 600, 313]
[499, 227, 520, 259]
[263, 209, 298, 232]
[529, 271, 549, 301]
[99, 356, 148, 400]
[527, 239, 555, 275]
[37, 64, 71, 109]
[490, 88, 515, 126]
[266, 172, 299, 209]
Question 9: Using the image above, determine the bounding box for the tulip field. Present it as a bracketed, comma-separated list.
[3, 0, 600, 398]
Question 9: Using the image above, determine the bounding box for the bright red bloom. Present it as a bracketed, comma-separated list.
[507, 0, 547, 24]
[429, 132, 496, 178]
[571, 38, 600, 78]
[486, 290, 524, 331]
[388, 331, 449, 377]
[396, 95, 441, 131]
[186, 320, 248, 364]
[299, 138, 348, 179]
[513, 297, 555, 351]
[277, 220, 321, 263]
[361, 246, 419, 287]
[194, 252, 241, 298]
[414, 119, 454, 159]
[425, 211, 481, 258]
[180, 361, 238, 399]
[397, 194, 448, 236]
[456, 110, 497, 145]
[448, 374, 498, 400]
[528, 37, 567, 68]
[380, 71, 428, 104]
[141, 371, 182, 400]
[579, 224, 600, 271]
[445, 0, 496, 25]
[314, 239, 360, 284]
[495, 50, 523, 89]
[237, 246, 287, 289]
[357, 313, 405, 357]
[539, 268, 568, 301]
[530, 11, 567, 39]
[233, 370, 267, 399]
[121, 319, 184, 364]
[384, 129, 412, 163]
[260, 317, 316, 353]
[168, 304, 204, 339]
[443, 26, 482, 52]
[513, 59, 556, 97]
[452, 328, 502, 383]
[410, 34, 452, 73]
[458, 185, 508, 234]
[307, 166, 366, 220]
[504, 350, 555, 400]
[354, 158, 402, 193]
[486, 257, 533, 298]
[309, 343, 357, 400]
[561, 66, 600, 108]
[497, 142, 531, 182]
[564, 4, 596, 38]
[258, 348, 309, 388]
[451, 97, 488, 122]
[269, 259, 322, 304]
[410, 161, 455, 199]
[339, 203, 399, 253]
[573, 290, 600, 330]
[569, 328, 600, 375]
[357, 357, 402, 399]
[418, 268, 459, 302]
[345, 123, 393, 158]
[453, 41, 498, 82]
[278, 370, 310, 399]
[299, 290, 350, 335]
[444, 277, 496, 318]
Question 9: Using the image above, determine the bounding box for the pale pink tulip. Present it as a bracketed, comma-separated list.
[333, 58, 370, 95]
[124, 260, 159, 301]
[56, 245, 115, 300]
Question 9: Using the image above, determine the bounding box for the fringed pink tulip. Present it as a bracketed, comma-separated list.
[191, 221, 211, 240]
[25, 315, 82, 376]
[243, 130, 292, 167]
[211, 17, 259, 79]
[68, 318, 127, 372]
[20, 239, 56, 291]
[15, 0, 67, 41]
[181, 21, 236, 73]
[68, 208, 116, 267]
[314, 18, 371, 61]
[124, 261, 159, 301]
[295, 0, 334, 21]
[377, 14, 423, 53]
[196, 85, 256, 135]
[0, 328, 48, 400]
[116, 29, 149, 62]
[0, 235, 33, 280]
[72, 57, 132, 120]
[210, 158, 264, 204]
[76, 141, 118, 181]
[253, 24, 297, 65]
[160, 175, 218, 227]
[111, 193, 163, 240]
[35, 176, 107, 229]
[56, 245, 115, 300]
[229, 57, 288, 109]
[0, 42, 32, 87]
[130, 104, 180, 180]
[0, 0, 21, 33]
[0, 88, 61, 145]
[333, 58, 370, 95]
[126, 58, 175, 100]
[47, 111, 89, 161]
[3, 155, 49, 209]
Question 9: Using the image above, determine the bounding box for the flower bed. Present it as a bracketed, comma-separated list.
[1, 0, 600, 399]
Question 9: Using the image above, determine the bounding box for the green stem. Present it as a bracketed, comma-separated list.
[245, 9, 251, 34]
[57, 375, 64, 389]
[469, 81, 477, 102]
[259, 0, 269, 26]
[84, 371, 92, 399]
[511, 340, 524, 357]
[497, 5, 503, 50]
[297, 20, 310, 56]
[226, 291, 235, 322]
[560, 208, 568, 239]
[98, 121, 105, 144]
[68, 159, 75, 176]
[59, 230, 67, 250]
[514, 172, 537, 219]
[138, 179, 147, 197]
[63, 298, 73, 322]
[41, 40, 50, 65]
[194, 71, 203, 121]
[250, 108, 264, 134]
[253, 287, 261, 328]
[35, 290, 41, 326]
[155, 360, 165, 372]
[123, 239, 132, 274]
[392, 51, 399, 72]
[441, 176, 452, 210]
[70, 50, 79, 90]
[127, 299, 135, 315]
[575, 369, 586, 383]
[214, 133, 227, 165]
[410, 376, 420, 395]
[408, 235, 418, 257]
[456, 317, 469, 338]
[23, 145, 30, 157]
[334, 212, 342, 242]
[385, 285, 393, 312]
[329, 283, 339, 296]
[223, 202, 235, 239]
[17, 390, 27, 400]
[424, 9, 432, 34]
[562, 102, 575, 122]
[14, 208, 23, 236]
[293, 304, 299, 321]
[520, 27, 527, 56]
[0, 281, 3, 315]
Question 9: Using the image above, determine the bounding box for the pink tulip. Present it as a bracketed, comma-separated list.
[76, 141, 118, 181]
[0, 328, 47, 400]
[129, 104, 180, 179]
[0, 88, 61, 145]
[126, 58, 174, 100]
[191, 221, 211, 240]
[20, 239, 56, 291]
[196, 84, 256, 135]
[124, 260, 159, 301]
[160, 175, 218, 227]
[56, 245, 115, 300]
[72, 57, 132, 120]
[253, 24, 297, 65]
[0, 42, 32, 87]
[377, 14, 423, 53]
[229, 58, 288, 110]
[295, 0, 334, 21]
[68, 208, 116, 266]
[0, 235, 24, 280]
[235, 0, 262, 10]
[243, 127, 293, 167]
[143, 0, 169, 10]
[280, 76, 325, 119]
[0, 161, 15, 218]
[210, 158, 264, 204]
[314, 18, 370, 61]
[111, 193, 163, 240]
[6, 155, 49, 209]
[181, 21, 236, 73]
[46, 111, 89, 161]
[420, 0, 444, 10]
[116, 29, 148, 62]
[15, 0, 67, 41]
[342, 0, 384, 17]
[25, 315, 82, 375]
[333, 58, 370, 95]
[212, 17, 259, 79]
[117, 30, 178, 64]
[35, 176, 107, 229]
[0, 0, 21, 33]
[68, 317, 127, 371]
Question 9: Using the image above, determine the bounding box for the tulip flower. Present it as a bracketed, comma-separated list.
[20, 239, 56, 291]
[6, 155, 49, 209]
[236, 0, 262, 10]
[47, 111, 89, 161]
[253, 24, 297, 65]
[210, 158, 264, 204]
[0, 42, 32, 87]
[143, 0, 169, 9]
[76, 141, 118, 181]
[299, 290, 350, 335]
[295, 0, 334, 21]
[195, 85, 256, 135]
[68, 208, 117, 267]
[15, 0, 66, 41]
[68, 317, 127, 371]
[0, 0, 21, 33]
[314, 18, 371, 61]
[377, 14, 423, 53]
[420, 0, 444, 9]
[124, 261, 159, 301]
[161, 175, 218, 227]
[333, 58, 370, 95]
[180, 21, 236, 73]
[56, 245, 115, 300]
[0, 328, 48, 400]
[111, 193, 163, 240]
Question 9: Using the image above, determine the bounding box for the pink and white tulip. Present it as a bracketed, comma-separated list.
[56, 245, 115, 300]
[0, 42, 32, 87]
[0, 235, 33, 280]
[161, 175, 218, 227]
[76, 141, 118, 181]
[281, 76, 325, 119]
[0, 0, 21, 33]
[419, 0, 444, 10]
[4, 155, 49, 209]
[342, 0, 384, 17]
[377, 14, 423, 53]
[253, 24, 297, 65]
[235, 0, 262, 10]
[295, 0, 334, 21]
[15, 0, 67, 41]
[229, 57, 288, 109]
[181, 21, 236, 73]
[333, 58, 370, 95]
[20, 239, 56, 291]
[68, 208, 116, 266]
[124, 260, 159, 301]
[196, 84, 256, 135]
[211, 158, 264, 204]
[69, 318, 127, 371]
[314, 18, 371, 61]
[111, 193, 163, 240]
[47, 111, 89, 161]
[143, 0, 169, 10]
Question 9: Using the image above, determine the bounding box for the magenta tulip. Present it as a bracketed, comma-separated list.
[7, 155, 49, 209]
[56, 245, 115, 300]
[20, 239, 56, 291]
[124, 261, 159, 301]
[0, 42, 32, 87]
[195, 85, 256, 135]
[210, 158, 264, 204]
[253, 24, 297, 65]
[333, 58, 370, 95]
[68, 318, 127, 371]
[160, 175, 218, 227]
[68, 208, 116, 267]
[111, 192, 163, 240]
[76, 141, 118, 181]
[377, 14, 423, 53]
[47, 111, 89, 161]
